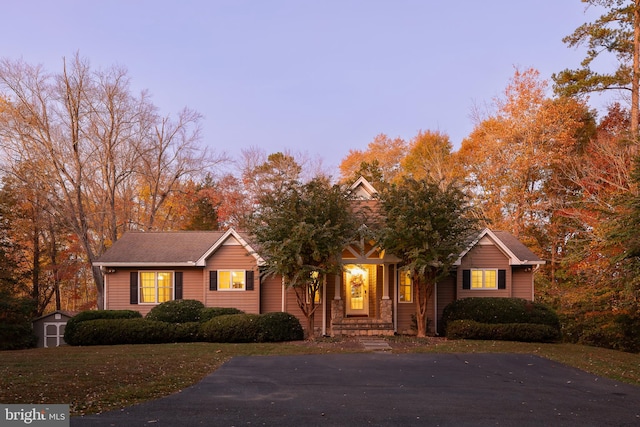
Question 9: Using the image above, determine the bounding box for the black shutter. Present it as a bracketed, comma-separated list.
[498, 269, 507, 289]
[130, 272, 138, 304]
[246, 270, 254, 291]
[175, 272, 183, 300]
[462, 270, 471, 290]
[209, 270, 217, 291]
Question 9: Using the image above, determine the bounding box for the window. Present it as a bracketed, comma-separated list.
[471, 269, 497, 289]
[139, 271, 174, 303]
[399, 270, 413, 303]
[218, 270, 246, 290]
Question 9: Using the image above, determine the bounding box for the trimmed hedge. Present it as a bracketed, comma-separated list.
[200, 314, 262, 343]
[200, 307, 245, 322]
[71, 318, 201, 346]
[441, 297, 560, 331]
[64, 310, 142, 346]
[146, 299, 206, 323]
[67, 311, 304, 346]
[255, 312, 304, 342]
[446, 319, 561, 343]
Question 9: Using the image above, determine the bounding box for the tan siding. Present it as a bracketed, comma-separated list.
[205, 244, 260, 313]
[457, 244, 511, 299]
[105, 268, 204, 316]
[512, 267, 534, 300]
[436, 275, 456, 334]
[261, 275, 283, 313]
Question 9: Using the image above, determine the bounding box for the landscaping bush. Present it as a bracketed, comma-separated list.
[560, 310, 640, 353]
[446, 319, 560, 343]
[64, 310, 142, 345]
[255, 312, 304, 342]
[146, 299, 205, 323]
[70, 318, 201, 346]
[199, 307, 245, 322]
[200, 314, 261, 343]
[441, 297, 560, 332]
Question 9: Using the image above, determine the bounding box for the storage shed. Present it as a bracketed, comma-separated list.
[32, 311, 75, 348]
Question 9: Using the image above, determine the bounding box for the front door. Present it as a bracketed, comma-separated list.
[345, 265, 369, 316]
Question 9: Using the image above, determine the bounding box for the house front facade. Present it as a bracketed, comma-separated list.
[94, 179, 544, 336]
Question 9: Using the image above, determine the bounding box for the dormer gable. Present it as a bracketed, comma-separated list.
[349, 176, 378, 200]
[454, 228, 545, 266]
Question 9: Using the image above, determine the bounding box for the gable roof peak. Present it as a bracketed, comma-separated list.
[350, 176, 378, 200]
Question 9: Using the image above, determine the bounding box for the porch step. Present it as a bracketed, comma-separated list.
[358, 337, 392, 352]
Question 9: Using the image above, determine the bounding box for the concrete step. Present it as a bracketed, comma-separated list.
[358, 337, 392, 352]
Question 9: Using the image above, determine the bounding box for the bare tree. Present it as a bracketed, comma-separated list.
[0, 53, 224, 308]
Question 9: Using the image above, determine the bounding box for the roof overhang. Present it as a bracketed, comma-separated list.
[196, 228, 265, 266]
[453, 228, 545, 266]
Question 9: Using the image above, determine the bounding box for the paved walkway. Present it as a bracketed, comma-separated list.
[71, 353, 640, 427]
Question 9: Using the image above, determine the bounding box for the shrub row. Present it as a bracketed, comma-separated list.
[64, 310, 142, 346]
[145, 300, 245, 323]
[441, 297, 561, 331]
[446, 319, 561, 343]
[560, 311, 640, 353]
[66, 310, 303, 346]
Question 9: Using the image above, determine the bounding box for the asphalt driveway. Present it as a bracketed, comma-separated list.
[71, 353, 640, 426]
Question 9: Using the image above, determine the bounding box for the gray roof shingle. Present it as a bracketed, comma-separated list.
[95, 231, 226, 265]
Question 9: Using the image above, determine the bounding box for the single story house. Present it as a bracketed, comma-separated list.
[94, 178, 544, 336]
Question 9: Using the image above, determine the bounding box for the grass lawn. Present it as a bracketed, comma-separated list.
[1, 338, 639, 416]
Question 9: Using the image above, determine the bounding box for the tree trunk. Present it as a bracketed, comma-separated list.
[632, 0, 640, 140]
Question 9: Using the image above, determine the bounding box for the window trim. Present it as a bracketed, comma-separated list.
[217, 270, 247, 291]
[398, 270, 413, 303]
[470, 268, 498, 290]
[138, 271, 175, 304]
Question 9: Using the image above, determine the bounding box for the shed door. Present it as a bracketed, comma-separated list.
[44, 322, 66, 348]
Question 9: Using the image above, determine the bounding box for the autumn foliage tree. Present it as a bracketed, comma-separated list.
[378, 177, 477, 337]
[0, 54, 222, 309]
[248, 175, 360, 337]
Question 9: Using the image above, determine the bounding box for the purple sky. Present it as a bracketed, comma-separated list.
[2, 1, 610, 176]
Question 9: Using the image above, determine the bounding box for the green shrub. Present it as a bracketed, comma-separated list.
[146, 299, 205, 323]
[446, 319, 560, 342]
[199, 307, 244, 322]
[64, 310, 142, 346]
[0, 323, 37, 350]
[441, 297, 560, 332]
[70, 318, 200, 346]
[200, 314, 261, 343]
[560, 310, 640, 353]
[0, 293, 37, 350]
[255, 312, 304, 342]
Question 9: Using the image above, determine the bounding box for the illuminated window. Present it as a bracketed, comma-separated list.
[471, 269, 498, 289]
[399, 270, 413, 303]
[139, 271, 174, 303]
[218, 270, 246, 290]
[306, 271, 321, 304]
